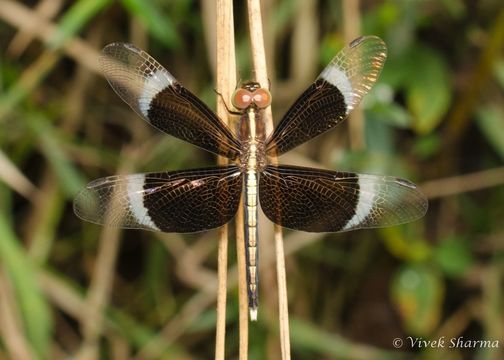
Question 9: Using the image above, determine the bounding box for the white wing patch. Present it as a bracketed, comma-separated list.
[139, 69, 174, 117]
[127, 174, 160, 231]
[317, 36, 387, 115]
[319, 66, 354, 111]
[343, 175, 376, 230]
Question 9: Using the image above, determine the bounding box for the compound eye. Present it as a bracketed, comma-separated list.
[252, 88, 271, 108]
[232, 88, 253, 109]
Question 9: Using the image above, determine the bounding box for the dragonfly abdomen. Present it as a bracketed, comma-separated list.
[239, 106, 267, 321]
[244, 170, 259, 320]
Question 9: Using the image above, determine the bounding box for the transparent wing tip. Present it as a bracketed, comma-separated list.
[73, 188, 100, 223]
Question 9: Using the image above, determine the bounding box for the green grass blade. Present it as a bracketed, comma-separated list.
[48, 0, 114, 49]
[290, 317, 408, 359]
[0, 215, 53, 359]
[25, 113, 86, 197]
[120, 0, 180, 48]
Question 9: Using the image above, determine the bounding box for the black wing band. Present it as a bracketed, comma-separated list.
[101, 43, 241, 159]
[74, 166, 243, 233]
[259, 165, 427, 232]
[266, 36, 387, 156]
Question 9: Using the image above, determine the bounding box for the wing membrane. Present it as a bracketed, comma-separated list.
[266, 36, 387, 155]
[74, 166, 243, 233]
[259, 165, 427, 232]
[100, 43, 241, 159]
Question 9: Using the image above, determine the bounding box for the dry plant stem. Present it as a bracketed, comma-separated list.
[480, 266, 504, 342]
[435, 300, 473, 342]
[0, 274, 33, 360]
[26, 23, 101, 261]
[291, 0, 317, 85]
[420, 166, 504, 199]
[246, 0, 273, 135]
[247, 1, 291, 359]
[0, 150, 37, 199]
[7, 0, 63, 57]
[134, 292, 217, 359]
[342, 0, 364, 151]
[0, 0, 101, 121]
[213, 1, 248, 356]
[235, 197, 249, 358]
[215, 0, 237, 359]
[72, 25, 122, 359]
[25, 172, 60, 261]
[0, 50, 60, 122]
[0, 0, 101, 71]
[75, 226, 121, 360]
[76, 148, 143, 358]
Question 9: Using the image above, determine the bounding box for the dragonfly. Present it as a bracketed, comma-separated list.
[74, 36, 428, 321]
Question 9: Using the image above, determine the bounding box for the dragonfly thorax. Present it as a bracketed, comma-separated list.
[235, 81, 269, 172]
[237, 103, 267, 172]
[239, 139, 267, 172]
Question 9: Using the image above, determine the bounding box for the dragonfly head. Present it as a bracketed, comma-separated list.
[232, 81, 271, 110]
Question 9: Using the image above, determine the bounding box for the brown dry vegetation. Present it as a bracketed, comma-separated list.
[0, 0, 503, 359]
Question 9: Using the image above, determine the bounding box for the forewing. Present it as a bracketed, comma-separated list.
[266, 36, 387, 155]
[100, 43, 241, 159]
[259, 165, 427, 232]
[74, 166, 243, 233]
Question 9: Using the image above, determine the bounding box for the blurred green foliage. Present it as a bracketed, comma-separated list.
[0, 215, 52, 359]
[0, 0, 503, 359]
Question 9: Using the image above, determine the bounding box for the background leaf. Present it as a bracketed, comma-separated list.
[120, 0, 180, 48]
[476, 104, 504, 160]
[391, 264, 444, 336]
[405, 44, 451, 134]
[0, 1, 503, 358]
[433, 237, 474, 278]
